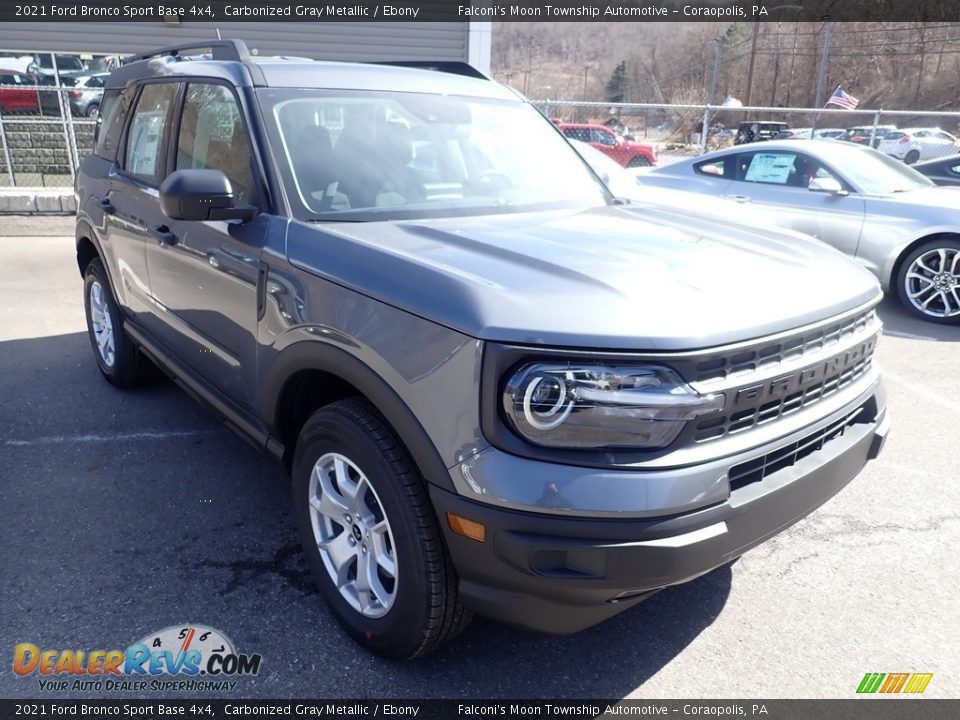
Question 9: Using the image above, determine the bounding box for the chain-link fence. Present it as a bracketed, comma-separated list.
[0, 50, 113, 187]
[534, 100, 960, 166]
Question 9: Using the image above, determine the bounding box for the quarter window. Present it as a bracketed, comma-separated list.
[176, 83, 255, 205]
[124, 83, 176, 181]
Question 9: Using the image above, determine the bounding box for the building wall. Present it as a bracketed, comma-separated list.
[0, 22, 472, 64]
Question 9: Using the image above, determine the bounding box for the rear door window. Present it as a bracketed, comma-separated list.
[123, 83, 176, 182]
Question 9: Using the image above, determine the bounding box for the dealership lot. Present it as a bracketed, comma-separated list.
[1, 223, 958, 699]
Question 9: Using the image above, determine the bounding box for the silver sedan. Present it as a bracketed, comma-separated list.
[633, 140, 960, 324]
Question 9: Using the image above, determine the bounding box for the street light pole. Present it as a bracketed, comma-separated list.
[702, 37, 725, 154]
[582, 65, 590, 102]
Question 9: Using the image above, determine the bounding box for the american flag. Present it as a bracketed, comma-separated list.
[826, 86, 859, 110]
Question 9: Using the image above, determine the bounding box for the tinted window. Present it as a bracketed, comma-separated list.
[94, 89, 123, 158]
[562, 127, 591, 142]
[591, 128, 616, 145]
[176, 83, 255, 204]
[124, 83, 175, 181]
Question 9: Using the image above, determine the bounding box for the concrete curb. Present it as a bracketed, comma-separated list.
[0, 188, 76, 214]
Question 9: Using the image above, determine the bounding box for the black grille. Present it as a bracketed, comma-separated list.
[728, 403, 870, 491]
[694, 308, 877, 385]
[694, 338, 876, 443]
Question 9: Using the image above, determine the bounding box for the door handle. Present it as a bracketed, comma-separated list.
[98, 197, 115, 215]
[149, 224, 177, 246]
[725, 194, 751, 203]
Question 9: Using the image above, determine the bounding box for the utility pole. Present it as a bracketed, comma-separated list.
[813, 20, 833, 107]
[582, 65, 591, 102]
[702, 37, 725, 154]
[812, 19, 833, 134]
[744, 23, 760, 107]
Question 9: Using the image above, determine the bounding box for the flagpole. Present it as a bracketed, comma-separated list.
[811, 21, 834, 135]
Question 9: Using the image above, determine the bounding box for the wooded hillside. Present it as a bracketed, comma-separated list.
[491, 22, 960, 111]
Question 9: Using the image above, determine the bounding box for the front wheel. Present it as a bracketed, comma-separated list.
[627, 155, 651, 168]
[896, 239, 960, 324]
[904, 149, 920, 164]
[292, 398, 471, 659]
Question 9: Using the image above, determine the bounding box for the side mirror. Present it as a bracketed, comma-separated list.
[808, 176, 846, 195]
[159, 169, 257, 222]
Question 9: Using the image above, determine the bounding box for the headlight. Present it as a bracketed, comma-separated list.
[502, 363, 724, 450]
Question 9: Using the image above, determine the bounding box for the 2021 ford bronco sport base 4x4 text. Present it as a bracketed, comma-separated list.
[76, 40, 890, 659]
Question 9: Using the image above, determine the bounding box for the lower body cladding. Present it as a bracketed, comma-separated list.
[432, 382, 888, 635]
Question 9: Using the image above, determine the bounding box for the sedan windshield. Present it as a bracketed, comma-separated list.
[830, 144, 935, 194]
[258, 89, 609, 221]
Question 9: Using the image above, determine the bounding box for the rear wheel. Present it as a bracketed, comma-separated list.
[87, 104, 99, 121]
[904, 149, 920, 164]
[896, 238, 960, 324]
[83, 258, 149, 387]
[292, 398, 471, 659]
[627, 155, 651, 168]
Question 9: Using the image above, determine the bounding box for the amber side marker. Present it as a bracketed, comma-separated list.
[446, 512, 486, 542]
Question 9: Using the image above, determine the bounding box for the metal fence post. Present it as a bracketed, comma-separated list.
[700, 105, 712, 155]
[869, 110, 882, 148]
[0, 111, 16, 186]
[50, 53, 77, 184]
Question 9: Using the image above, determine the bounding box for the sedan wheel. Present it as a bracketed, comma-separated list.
[904, 150, 920, 165]
[897, 240, 960, 323]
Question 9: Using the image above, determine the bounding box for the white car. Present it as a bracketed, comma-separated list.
[877, 127, 960, 164]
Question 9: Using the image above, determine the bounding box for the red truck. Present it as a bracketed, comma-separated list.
[556, 122, 657, 167]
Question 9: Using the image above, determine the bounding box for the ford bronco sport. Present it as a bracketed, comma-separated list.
[76, 40, 889, 659]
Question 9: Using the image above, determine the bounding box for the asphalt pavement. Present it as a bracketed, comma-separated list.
[1, 220, 958, 700]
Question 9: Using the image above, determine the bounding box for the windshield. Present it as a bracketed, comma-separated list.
[831, 144, 935, 193]
[258, 89, 609, 221]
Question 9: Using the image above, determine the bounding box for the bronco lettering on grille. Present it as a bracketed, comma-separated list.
[734, 337, 876, 407]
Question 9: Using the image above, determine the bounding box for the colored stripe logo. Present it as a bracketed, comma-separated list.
[857, 672, 933, 694]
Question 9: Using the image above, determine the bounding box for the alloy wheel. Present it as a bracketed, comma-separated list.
[308, 452, 398, 618]
[904, 247, 960, 318]
[88, 280, 116, 367]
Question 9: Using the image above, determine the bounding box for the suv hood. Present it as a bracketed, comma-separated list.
[287, 205, 880, 351]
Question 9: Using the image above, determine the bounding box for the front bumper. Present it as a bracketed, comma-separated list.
[433, 395, 888, 635]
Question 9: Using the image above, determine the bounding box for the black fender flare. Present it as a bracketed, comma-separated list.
[261, 340, 455, 492]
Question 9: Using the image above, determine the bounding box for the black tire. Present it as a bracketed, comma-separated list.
[87, 104, 99, 121]
[82, 258, 149, 387]
[895, 238, 960, 324]
[292, 397, 471, 659]
[904, 150, 920, 165]
[627, 155, 651, 168]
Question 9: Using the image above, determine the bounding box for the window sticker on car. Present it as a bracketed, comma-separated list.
[745, 153, 796, 184]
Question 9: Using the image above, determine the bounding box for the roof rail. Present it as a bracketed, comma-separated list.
[373, 61, 488, 80]
[127, 39, 251, 64]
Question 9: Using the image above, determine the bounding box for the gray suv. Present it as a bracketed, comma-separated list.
[76, 41, 890, 659]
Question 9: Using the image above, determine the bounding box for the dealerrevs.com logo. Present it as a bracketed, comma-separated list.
[13, 625, 262, 692]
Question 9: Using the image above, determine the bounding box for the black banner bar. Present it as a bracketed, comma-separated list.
[3, 0, 960, 23]
[0, 700, 957, 720]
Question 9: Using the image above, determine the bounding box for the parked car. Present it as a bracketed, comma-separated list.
[26, 53, 85, 80]
[839, 125, 897, 149]
[0, 69, 39, 114]
[912, 154, 960, 187]
[556, 122, 657, 166]
[775, 127, 811, 140]
[34, 73, 77, 116]
[877, 128, 960, 164]
[734, 121, 789, 144]
[68, 73, 108, 118]
[76, 41, 889, 659]
[638, 139, 960, 323]
[814, 128, 845, 139]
